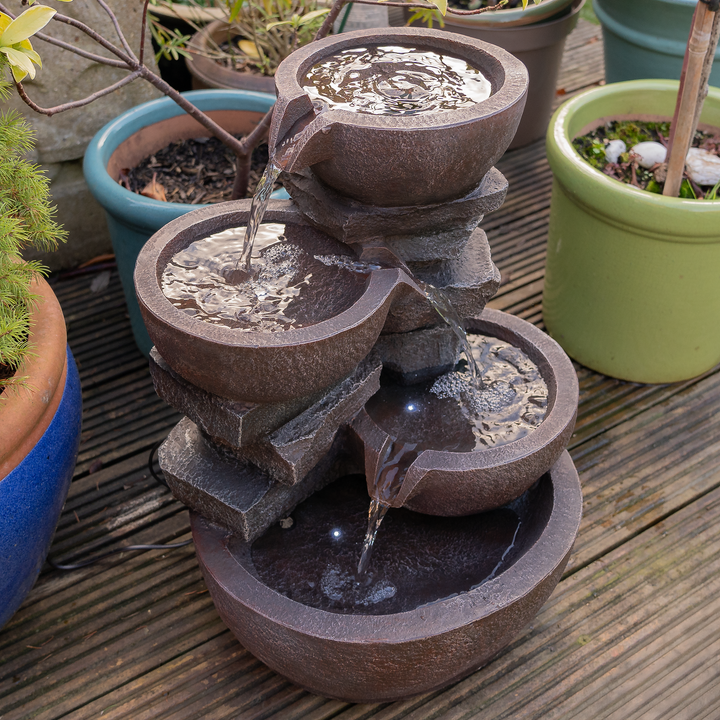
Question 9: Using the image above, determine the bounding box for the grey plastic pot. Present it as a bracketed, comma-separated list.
[595, 0, 720, 85]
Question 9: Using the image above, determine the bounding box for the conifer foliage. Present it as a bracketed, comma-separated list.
[0, 63, 65, 394]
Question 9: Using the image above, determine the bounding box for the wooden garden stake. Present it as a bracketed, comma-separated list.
[664, 0, 720, 197]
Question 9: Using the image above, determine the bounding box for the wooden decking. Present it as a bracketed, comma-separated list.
[3, 19, 720, 719]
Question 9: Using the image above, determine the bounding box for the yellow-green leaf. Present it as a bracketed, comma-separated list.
[0, 5, 56, 46]
[297, 8, 329, 25]
[266, 19, 291, 29]
[0, 13, 12, 34]
[10, 61, 27, 82]
[238, 39, 260, 58]
[17, 40, 42, 66]
[427, 0, 447, 15]
[1, 45, 36, 79]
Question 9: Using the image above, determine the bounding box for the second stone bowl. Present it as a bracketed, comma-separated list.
[351, 308, 579, 515]
[134, 200, 421, 403]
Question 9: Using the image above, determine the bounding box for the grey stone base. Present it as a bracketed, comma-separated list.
[160, 418, 362, 542]
[282, 166, 507, 263]
[229, 352, 382, 485]
[150, 348, 337, 449]
[151, 347, 382, 487]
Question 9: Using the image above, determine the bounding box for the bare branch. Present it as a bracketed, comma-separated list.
[238, 107, 273, 155]
[139, 0, 152, 66]
[32, 31, 130, 68]
[50, 11, 137, 66]
[15, 70, 142, 116]
[94, 0, 137, 61]
[315, 0, 348, 41]
[139, 66, 249, 155]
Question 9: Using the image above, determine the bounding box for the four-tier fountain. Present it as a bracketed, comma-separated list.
[134, 27, 582, 703]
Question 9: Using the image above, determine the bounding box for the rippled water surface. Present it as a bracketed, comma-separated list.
[161, 223, 368, 331]
[303, 45, 492, 115]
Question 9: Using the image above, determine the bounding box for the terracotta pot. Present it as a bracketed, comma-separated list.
[0, 277, 82, 628]
[191, 450, 582, 703]
[270, 27, 528, 207]
[185, 20, 277, 93]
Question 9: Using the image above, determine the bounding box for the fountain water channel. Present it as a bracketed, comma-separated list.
[134, 27, 583, 703]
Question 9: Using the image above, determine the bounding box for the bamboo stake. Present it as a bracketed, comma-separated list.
[690, 7, 720, 141]
[664, 0, 719, 197]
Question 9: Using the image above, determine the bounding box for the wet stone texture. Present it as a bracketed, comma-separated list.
[375, 326, 461, 385]
[383, 228, 501, 334]
[149, 348, 333, 448]
[282, 166, 508, 263]
[160, 419, 362, 542]
[227, 353, 383, 485]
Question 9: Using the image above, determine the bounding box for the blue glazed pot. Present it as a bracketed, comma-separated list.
[595, 0, 720, 85]
[0, 346, 82, 629]
[83, 89, 287, 356]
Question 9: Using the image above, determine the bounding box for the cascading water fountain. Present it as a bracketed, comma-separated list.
[134, 27, 582, 703]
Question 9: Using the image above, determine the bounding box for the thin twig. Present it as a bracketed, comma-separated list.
[139, 0, 152, 67]
[139, 66, 247, 156]
[94, 0, 137, 61]
[315, 0, 347, 41]
[15, 70, 142, 116]
[33, 31, 129, 68]
[50, 11, 137, 66]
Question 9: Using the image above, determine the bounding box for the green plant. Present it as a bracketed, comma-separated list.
[0, 66, 65, 394]
[152, 0, 330, 76]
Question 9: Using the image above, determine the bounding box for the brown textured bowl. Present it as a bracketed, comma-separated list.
[134, 199, 419, 403]
[269, 27, 528, 207]
[351, 308, 579, 515]
[191, 450, 582, 703]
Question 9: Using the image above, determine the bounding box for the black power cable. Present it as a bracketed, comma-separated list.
[46, 438, 192, 571]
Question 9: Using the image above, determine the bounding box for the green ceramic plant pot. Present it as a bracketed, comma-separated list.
[595, 0, 720, 85]
[543, 79, 720, 384]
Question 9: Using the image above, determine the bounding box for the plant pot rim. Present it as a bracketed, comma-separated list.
[0, 276, 67, 480]
[83, 89, 280, 227]
[185, 21, 278, 93]
[547, 79, 720, 241]
[444, 0, 576, 28]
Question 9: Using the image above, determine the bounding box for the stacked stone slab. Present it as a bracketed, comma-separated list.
[156, 169, 506, 541]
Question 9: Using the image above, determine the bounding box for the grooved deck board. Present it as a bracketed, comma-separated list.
[2, 18, 719, 719]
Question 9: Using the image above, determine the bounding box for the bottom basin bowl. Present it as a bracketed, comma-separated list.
[191, 450, 582, 703]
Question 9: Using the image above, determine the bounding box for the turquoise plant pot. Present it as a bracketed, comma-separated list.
[83, 89, 287, 356]
[595, 0, 720, 85]
[543, 80, 720, 383]
[0, 347, 82, 629]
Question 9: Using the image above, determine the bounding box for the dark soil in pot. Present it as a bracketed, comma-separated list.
[123, 138, 281, 203]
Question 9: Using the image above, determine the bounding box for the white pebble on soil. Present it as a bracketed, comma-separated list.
[685, 148, 720, 186]
[629, 141, 667, 169]
[605, 139, 626, 164]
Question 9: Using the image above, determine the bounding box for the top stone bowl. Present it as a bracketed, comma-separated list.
[270, 27, 528, 207]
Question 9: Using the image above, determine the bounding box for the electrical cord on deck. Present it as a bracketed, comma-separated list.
[46, 438, 192, 572]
